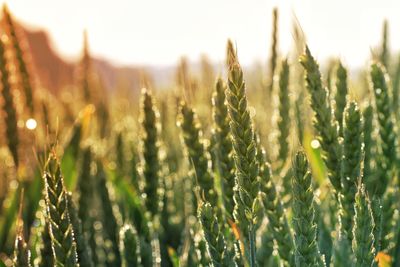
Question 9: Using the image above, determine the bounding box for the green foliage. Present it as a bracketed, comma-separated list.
[0, 182, 21, 254]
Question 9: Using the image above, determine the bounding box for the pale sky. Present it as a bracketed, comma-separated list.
[2, 0, 400, 68]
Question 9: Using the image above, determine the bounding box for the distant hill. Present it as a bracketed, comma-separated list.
[22, 27, 164, 94]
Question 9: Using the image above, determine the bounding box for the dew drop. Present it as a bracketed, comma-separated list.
[311, 139, 320, 149]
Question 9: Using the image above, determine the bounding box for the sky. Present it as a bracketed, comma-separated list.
[1, 0, 400, 68]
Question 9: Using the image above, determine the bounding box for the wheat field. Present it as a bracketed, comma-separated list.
[0, 4, 398, 267]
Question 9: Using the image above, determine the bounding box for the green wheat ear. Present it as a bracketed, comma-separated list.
[12, 234, 31, 267]
[379, 20, 389, 68]
[115, 132, 125, 175]
[119, 224, 141, 267]
[299, 46, 342, 192]
[370, 62, 397, 195]
[66, 192, 93, 267]
[380, 190, 397, 255]
[226, 39, 237, 68]
[352, 183, 376, 267]
[140, 88, 163, 218]
[212, 78, 236, 219]
[43, 154, 78, 266]
[76, 147, 95, 241]
[178, 101, 217, 207]
[267, 7, 278, 95]
[95, 161, 122, 267]
[0, 33, 19, 168]
[198, 202, 234, 267]
[80, 31, 92, 102]
[38, 220, 54, 267]
[256, 139, 293, 265]
[226, 40, 260, 266]
[292, 150, 324, 267]
[259, 159, 294, 265]
[340, 101, 363, 239]
[294, 90, 305, 145]
[331, 230, 352, 267]
[393, 55, 400, 116]
[76, 146, 99, 265]
[362, 105, 375, 194]
[333, 61, 348, 137]
[277, 58, 291, 164]
[3, 5, 35, 115]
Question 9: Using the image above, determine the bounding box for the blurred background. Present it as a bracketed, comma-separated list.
[1, 0, 399, 91]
